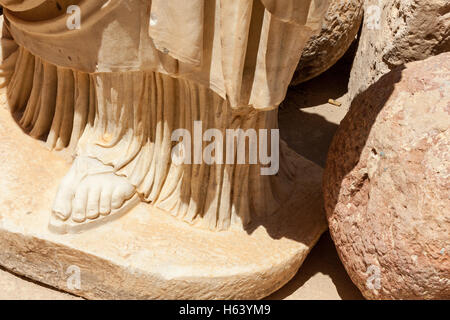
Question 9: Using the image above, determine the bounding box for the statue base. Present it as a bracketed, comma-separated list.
[0, 97, 327, 299]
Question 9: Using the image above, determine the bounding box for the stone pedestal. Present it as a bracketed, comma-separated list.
[0, 95, 327, 299]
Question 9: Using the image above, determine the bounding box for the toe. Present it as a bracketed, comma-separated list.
[72, 185, 88, 222]
[52, 180, 74, 220]
[111, 179, 135, 209]
[123, 182, 135, 199]
[86, 185, 101, 220]
[111, 187, 125, 210]
[99, 186, 113, 216]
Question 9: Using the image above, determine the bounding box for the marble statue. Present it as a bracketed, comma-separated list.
[0, 0, 329, 299]
[1, 0, 328, 232]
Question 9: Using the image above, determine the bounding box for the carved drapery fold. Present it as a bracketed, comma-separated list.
[1, 0, 327, 110]
[3, 43, 298, 231]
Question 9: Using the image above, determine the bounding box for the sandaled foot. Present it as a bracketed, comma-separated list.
[50, 156, 139, 233]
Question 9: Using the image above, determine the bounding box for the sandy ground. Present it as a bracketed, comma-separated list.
[0, 50, 364, 300]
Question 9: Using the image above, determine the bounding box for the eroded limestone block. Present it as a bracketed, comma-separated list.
[349, 0, 450, 100]
[292, 0, 363, 85]
[324, 53, 450, 299]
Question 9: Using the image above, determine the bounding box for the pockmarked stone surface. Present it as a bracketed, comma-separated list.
[349, 0, 450, 100]
[292, 0, 363, 85]
[324, 53, 450, 299]
[0, 97, 327, 300]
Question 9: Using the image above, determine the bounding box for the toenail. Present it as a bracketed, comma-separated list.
[100, 207, 109, 214]
[73, 216, 85, 222]
[53, 211, 69, 221]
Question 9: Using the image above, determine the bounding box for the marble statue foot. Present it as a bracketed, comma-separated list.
[0, 104, 327, 298]
[49, 156, 140, 234]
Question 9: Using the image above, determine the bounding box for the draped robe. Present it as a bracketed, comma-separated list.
[0, 0, 329, 230]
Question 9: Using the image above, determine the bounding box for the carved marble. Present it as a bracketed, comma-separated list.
[0, 0, 329, 299]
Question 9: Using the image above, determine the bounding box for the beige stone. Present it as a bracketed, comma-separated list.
[292, 0, 363, 85]
[0, 0, 329, 232]
[0, 1, 331, 299]
[0, 99, 326, 299]
[0, 268, 80, 300]
[0, 233, 363, 300]
[324, 53, 450, 299]
[349, 0, 450, 100]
